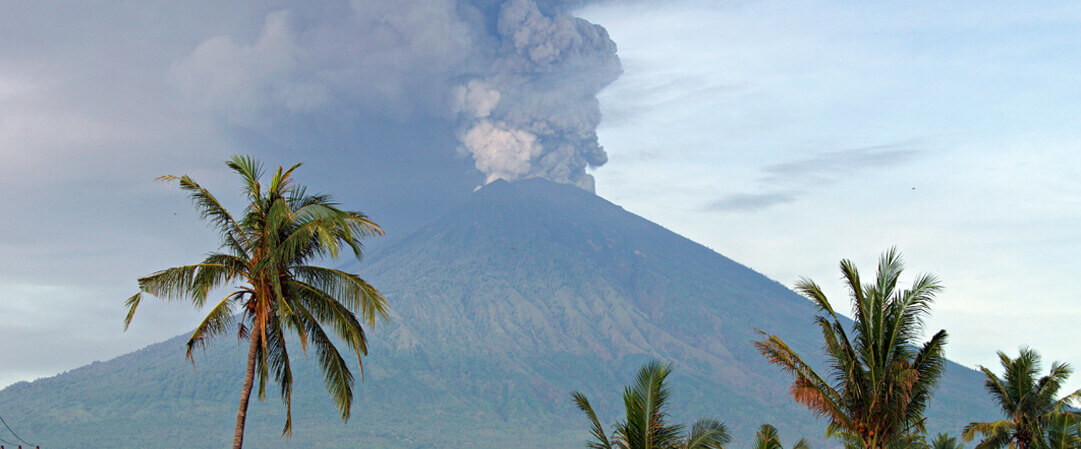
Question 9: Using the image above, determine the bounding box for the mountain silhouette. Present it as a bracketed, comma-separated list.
[0, 178, 995, 448]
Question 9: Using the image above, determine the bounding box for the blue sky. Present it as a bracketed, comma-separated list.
[0, 0, 1079, 398]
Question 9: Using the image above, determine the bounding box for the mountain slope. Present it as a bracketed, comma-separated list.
[0, 178, 996, 448]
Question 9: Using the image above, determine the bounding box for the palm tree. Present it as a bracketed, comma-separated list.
[824, 428, 928, 449]
[123, 155, 388, 449]
[755, 248, 949, 449]
[1044, 413, 1081, 449]
[929, 433, 964, 449]
[753, 424, 810, 449]
[962, 348, 1081, 449]
[572, 361, 731, 449]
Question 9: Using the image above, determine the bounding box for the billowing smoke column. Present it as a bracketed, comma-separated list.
[176, 0, 620, 192]
[452, 0, 620, 191]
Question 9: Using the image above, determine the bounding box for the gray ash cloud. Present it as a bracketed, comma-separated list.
[0, 0, 622, 386]
[175, 0, 621, 191]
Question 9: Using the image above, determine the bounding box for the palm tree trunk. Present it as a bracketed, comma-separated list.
[232, 331, 261, 449]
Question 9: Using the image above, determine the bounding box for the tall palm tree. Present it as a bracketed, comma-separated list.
[755, 248, 949, 449]
[572, 361, 730, 449]
[962, 348, 1081, 449]
[123, 155, 388, 449]
[753, 424, 810, 449]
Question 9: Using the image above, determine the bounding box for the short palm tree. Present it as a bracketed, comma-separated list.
[754, 424, 810, 449]
[123, 155, 388, 449]
[572, 361, 731, 449]
[929, 433, 964, 449]
[755, 248, 949, 449]
[962, 348, 1081, 449]
[825, 428, 928, 449]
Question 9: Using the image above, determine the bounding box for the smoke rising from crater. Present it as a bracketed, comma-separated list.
[451, 0, 621, 191]
[0, 0, 620, 390]
[175, 0, 621, 191]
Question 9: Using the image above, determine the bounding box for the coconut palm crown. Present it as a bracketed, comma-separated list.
[572, 361, 731, 449]
[929, 433, 965, 449]
[755, 248, 948, 449]
[962, 348, 1081, 449]
[754, 424, 811, 449]
[123, 155, 388, 449]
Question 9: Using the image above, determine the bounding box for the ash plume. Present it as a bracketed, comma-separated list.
[452, 0, 621, 191]
[175, 0, 621, 192]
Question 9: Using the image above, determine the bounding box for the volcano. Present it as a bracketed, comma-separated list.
[0, 178, 995, 448]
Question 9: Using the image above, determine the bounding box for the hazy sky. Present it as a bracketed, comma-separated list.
[2, 0, 1080, 397]
[580, 0, 1081, 391]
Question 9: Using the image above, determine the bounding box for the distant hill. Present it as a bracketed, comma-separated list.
[0, 178, 997, 448]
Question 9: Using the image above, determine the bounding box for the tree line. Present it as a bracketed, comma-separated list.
[572, 249, 1080, 449]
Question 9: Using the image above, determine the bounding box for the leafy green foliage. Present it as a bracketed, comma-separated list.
[756, 249, 949, 449]
[929, 433, 964, 449]
[124, 155, 388, 443]
[962, 349, 1081, 449]
[753, 424, 810, 449]
[572, 361, 731, 449]
[1045, 414, 1081, 449]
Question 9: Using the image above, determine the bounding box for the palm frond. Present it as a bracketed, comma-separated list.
[122, 292, 143, 330]
[262, 314, 294, 436]
[136, 263, 233, 305]
[310, 323, 355, 421]
[1037, 362, 1074, 413]
[962, 421, 1015, 449]
[226, 154, 264, 204]
[755, 333, 847, 425]
[825, 426, 864, 449]
[1045, 413, 1081, 449]
[622, 361, 681, 449]
[874, 247, 903, 301]
[1053, 388, 1081, 412]
[268, 163, 303, 197]
[930, 433, 964, 449]
[795, 278, 836, 317]
[572, 392, 613, 449]
[294, 266, 389, 325]
[980, 366, 1015, 416]
[186, 291, 243, 361]
[190, 253, 247, 303]
[288, 279, 369, 363]
[159, 174, 251, 256]
[682, 418, 729, 449]
[906, 329, 948, 426]
[755, 424, 782, 449]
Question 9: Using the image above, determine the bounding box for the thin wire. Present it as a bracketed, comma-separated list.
[0, 431, 16, 446]
[0, 414, 33, 446]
